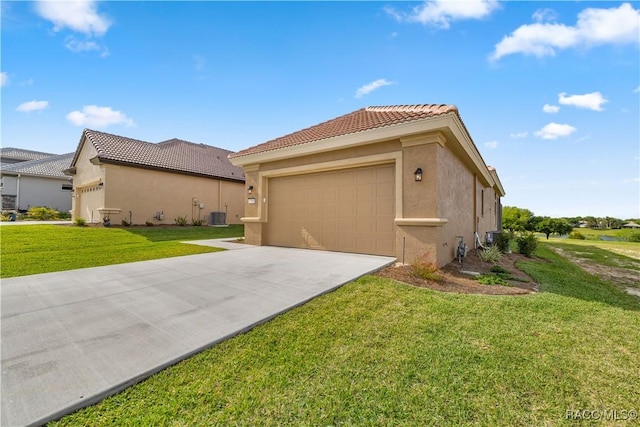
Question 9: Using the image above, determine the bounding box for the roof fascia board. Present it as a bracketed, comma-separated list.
[447, 115, 494, 186]
[229, 114, 454, 167]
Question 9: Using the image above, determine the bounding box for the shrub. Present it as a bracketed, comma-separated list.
[568, 231, 586, 240]
[145, 221, 154, 227]
[479, 246, 501, 264]
[56, 211, 71, 220]
[490, 265, 509, 275]
[412, 253, 441, 282]
[617, 229, 640, 242]
[191, 218, 205, 226]
[494, 232, 512, 253]
[174, 216, 189, 226]
[516, 232, 538, 257]
[27, 206, 58, 220]
[73, 218, 86, 226]
[476, 274, 510, 286]
[121, 219, 131, 227]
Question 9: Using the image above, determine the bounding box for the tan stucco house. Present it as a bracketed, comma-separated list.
[229, 104, 505, 267]
[65, 129, 245, 225]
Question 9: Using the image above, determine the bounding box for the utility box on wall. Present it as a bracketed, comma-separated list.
[210, 211, 226, 226]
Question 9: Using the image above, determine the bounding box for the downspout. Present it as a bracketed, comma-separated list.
[16, 174, 21, 211]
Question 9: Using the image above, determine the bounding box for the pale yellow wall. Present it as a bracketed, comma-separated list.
[435, 144, 475, 267]
[71, 142, 105, 222]
[102, 164, 244, 225]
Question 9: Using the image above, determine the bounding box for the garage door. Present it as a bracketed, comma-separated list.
[268, 164, 395, 256]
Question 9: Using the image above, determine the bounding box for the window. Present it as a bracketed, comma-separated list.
[481, 189, 485, 217]
[62, 184, 73, 191]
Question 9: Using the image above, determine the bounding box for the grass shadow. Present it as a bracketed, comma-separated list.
[122, 224, 244, 242]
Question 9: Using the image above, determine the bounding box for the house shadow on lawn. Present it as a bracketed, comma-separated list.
[121, 224, 244, 242]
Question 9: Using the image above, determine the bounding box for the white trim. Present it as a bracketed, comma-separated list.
[395, 218, 449, 226]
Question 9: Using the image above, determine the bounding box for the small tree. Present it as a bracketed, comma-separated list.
[502, 206, 534, 232]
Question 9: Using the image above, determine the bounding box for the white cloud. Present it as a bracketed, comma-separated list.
[490, 3, 639, 61]
[532, 8, 558, 23]
[535, 122, 576, 139]
[385, 0, 499, 29]
[484, 140, 498, 149]
[634, 86, 640, 93]
[66, 105, 135, 128]
[0, 72, 7, 87]
[510, 131, 528, 138]
[16, 100, 49, 112]
[19, 78, 34, 86]
[355, 78, 396, 98]
[65, 36, 109, 57]
[34, 0, 111, 37]
[558, 91, 608, 111]
[543, 104, 560, 113]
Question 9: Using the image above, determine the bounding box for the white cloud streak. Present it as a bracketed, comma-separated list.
[65, 36, 109, 57]
[510, 131, 528, 138]
[490, 3, 640, 61]
[484, 140, 498, 149]
[0, 72, 7, 87]
[66, 105, 135, 128]
[355, 79, 396, 98]
[385, 0, 499, 29]
[34, 0, 112, 36]
[16, 100, 49, 112]
[543, 104, 560, 113]
[535, 122, 576, 139]
[558, 91, 608, 111]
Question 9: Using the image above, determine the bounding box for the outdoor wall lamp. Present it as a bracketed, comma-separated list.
[247, 185, 253, 194]
[414, 168, 423, 182]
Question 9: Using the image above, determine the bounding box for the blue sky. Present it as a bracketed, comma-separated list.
[2, 1, 639, 219]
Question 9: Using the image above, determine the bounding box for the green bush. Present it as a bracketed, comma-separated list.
[617, 229, 640, 242]
[192, 218, 205, 226]
[145, 221, 154, 227]
[516, 232, 538, 257]
[494, 232, 511, 253]
[476, 274, 510, 286]
[121, 219, 131, 227]
[174, 216, 189, 226]
[412, 253, 441, 282]
[73, 218, 86, 226]
[27, 206, 59, 220]
[479, 246, 501, 263]
[568, 231, 586, 240]
[490, 265, 509, 275]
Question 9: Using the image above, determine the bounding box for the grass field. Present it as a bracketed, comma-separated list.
[0, 224, 244, 278]
[44, 240, 639, 426]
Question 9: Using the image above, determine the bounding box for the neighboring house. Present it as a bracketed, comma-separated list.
[1, 153, 74, 212]
[64, 129, 245, 225]
[0, 147, 56, 168]
[229, 104, 505, 267]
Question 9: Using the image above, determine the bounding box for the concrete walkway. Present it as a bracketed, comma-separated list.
[1, 243, 394, 427]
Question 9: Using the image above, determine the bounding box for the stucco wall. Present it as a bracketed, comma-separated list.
[1, 175, 72, 212]
[102, 164, 244, 225]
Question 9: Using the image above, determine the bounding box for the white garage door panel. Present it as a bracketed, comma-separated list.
[268, 164, 395, 256]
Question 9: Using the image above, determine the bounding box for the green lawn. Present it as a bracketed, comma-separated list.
[47, 242, 639, 426]
[0, 224, 244, 278]
[547, 235, 640, 261]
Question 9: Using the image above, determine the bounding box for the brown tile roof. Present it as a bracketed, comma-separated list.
[0, 147, 56, 162]
[229, 104, 458, 158]
[72, 129, 244, 181]
[1, 153, 74, 178]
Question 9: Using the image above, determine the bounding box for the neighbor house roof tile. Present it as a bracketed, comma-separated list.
[1, 153, 74, 178]
[229, 104, 458, 158]
[0, 147, 56, 162]
[73, 129, 244, 181]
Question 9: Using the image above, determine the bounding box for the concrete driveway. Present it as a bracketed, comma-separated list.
[1, 242, 394, 427]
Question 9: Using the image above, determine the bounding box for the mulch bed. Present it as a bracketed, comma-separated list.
[375, 250, 539, 295]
